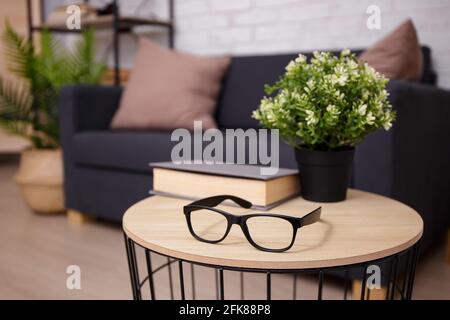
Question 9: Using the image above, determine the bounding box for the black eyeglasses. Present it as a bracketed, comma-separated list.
[183, 195, 321, 253]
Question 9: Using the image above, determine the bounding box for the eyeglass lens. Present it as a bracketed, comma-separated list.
[190, 209, 228, 241]
[246, 216, 294, 250]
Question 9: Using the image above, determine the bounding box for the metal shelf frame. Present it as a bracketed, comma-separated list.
[26, 0, 175, 85]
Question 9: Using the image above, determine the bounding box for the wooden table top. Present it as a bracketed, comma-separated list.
[123, 189, 423, 270]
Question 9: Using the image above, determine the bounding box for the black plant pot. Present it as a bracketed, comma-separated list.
[294, 147, 355, 202]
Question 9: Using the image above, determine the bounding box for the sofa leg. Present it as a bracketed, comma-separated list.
[352, 280, 388, 300]
[67, 209, 93, 225]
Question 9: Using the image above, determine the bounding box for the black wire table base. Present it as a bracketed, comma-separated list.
[124, 233, 420, 300]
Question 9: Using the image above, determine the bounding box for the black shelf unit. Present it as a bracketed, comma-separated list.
[26, 0, 175, 85]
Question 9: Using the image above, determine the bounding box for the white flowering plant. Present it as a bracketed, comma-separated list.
[253, 50, 395, 151]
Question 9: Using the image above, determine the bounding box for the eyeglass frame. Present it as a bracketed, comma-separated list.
[183, 195, 322, 253]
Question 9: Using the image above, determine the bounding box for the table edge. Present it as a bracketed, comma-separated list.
[123, 224, 423, 270]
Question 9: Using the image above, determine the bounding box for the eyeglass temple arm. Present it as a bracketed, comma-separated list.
[188, 195, 252, 209]
[299, 207, 322, 227]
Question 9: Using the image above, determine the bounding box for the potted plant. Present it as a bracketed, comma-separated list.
[0, 23, 106, 213]
[253, 50, 395, 202]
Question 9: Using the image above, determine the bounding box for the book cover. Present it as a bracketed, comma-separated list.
[149, 162, 298, 180]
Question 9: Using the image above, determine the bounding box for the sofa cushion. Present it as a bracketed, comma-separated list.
[359, 19, 422, 82]
[111, 38, 230, 131]
[73, 130, 298, 173]
[73, 131, 177, 173]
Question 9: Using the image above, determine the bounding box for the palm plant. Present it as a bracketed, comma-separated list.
[0, 22, 106, 148]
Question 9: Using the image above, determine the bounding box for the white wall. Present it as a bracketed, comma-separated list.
[78, 0, 450, 89]
[172, 0, 450, 88]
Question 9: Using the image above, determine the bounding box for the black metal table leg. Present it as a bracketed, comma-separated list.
[167, 258, 174, 300]
[318, 270, 324, 300]
[240, 272, 245, 300]
[215, 269, 219, 300]
[129, 239, 141, 300]
[401, 250, 413, 300]
[191, 264, 196, 300]
[406, 242, 420, 299]
[219, 268, 225, 300]
[360, 264, 368, 300]
[145, 249, 156, 300]
[123, 233, 137, 300]
[343, 270, 350, 300]
[179, 261, 185, 300]
[293, 274, 298, 300]
[390, 255, 399, 300]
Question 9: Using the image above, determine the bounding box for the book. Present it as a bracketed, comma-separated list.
[149, 162, 300, 210]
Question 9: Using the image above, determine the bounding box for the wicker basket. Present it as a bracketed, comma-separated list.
[15, 149, 65, 214]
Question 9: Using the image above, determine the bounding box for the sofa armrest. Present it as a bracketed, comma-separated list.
[59, 84, 122, 134]
[59, 85, 123, 207]
[354, 80, 450, 250]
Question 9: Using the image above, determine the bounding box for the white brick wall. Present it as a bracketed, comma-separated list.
[173, 0, 450, 89]
[105, 0, 450, 89]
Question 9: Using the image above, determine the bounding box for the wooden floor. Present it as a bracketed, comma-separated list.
[1, 156, 449, 300]
[0, 129, 30, 154]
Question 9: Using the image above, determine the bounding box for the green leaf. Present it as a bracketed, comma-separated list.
[253, 50, 395, 151]
[0, 75, 34, 140]
[1, 23, 107, 148]
[2, 21, 36, 80]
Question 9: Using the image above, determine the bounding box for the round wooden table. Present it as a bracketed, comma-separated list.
[122, 189, 423, 300]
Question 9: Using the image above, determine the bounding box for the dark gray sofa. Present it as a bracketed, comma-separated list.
[59, 47, 450, 256]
